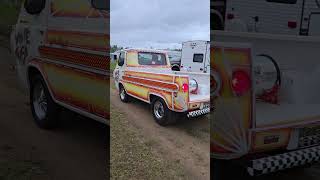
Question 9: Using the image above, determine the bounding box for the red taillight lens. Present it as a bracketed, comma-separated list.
[227, 13, 235, 20]
[288, 21, 297, 29]
[231, 70, 251, 96]
[182, 83, 189, 92]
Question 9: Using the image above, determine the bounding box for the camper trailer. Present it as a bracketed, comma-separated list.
[180, 40, 210, 73]
[212, 0, 320, 36]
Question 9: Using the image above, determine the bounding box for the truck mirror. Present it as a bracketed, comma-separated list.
[24, 0, 46, 15]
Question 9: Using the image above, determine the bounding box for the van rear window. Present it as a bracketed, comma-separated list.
[193, 54, 204, 63]
[138, 52, 167, 66]
[266, 0, 297, 4]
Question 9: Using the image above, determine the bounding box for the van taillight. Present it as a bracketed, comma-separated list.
[231, 70, 251, 96]
[227, 14, 235, 20]
[288, 21, 297, 29]
[182, 83, 189, 92]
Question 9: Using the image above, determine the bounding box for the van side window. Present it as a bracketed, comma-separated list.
[193, 54, 204, 63]
[118, 52, 125, 66]
[24, 0, 46, 15]
[266, 0, 297, 4]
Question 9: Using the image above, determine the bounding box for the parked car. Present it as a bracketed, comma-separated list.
[113, 49, 210, 126]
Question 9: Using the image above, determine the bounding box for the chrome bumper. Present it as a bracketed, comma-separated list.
[187, 108, 210, 118]
[247, 145, 320, 176]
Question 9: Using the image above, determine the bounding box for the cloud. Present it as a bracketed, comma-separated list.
[110, 0, 210, 49]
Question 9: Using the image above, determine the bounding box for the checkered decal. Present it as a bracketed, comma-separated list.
[247, 146, 320, 176]
[299, 135, 320, 148]
[187, 108, 210, 118]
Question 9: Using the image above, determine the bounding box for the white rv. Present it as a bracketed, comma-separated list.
[180, 40, 210, 73]
[215, 0, 320, 36]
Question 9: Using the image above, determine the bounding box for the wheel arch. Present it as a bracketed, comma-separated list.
[149, 93, 173, 111]
[27, 64, 56, 102]
[211, 10, 224, 30]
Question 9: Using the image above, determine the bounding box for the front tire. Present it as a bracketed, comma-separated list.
[30, 74, 60, 129]
[151, 98, 176, 126]
[119, 85, 130, 103]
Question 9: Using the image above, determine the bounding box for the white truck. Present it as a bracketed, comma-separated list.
[212, 30, 320, 177]
[180, 40, 210, 73]
[212, 0, 320, 36]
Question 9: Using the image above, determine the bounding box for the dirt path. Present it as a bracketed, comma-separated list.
[110, 85, 210, 179]
[0, 47, 109, 179]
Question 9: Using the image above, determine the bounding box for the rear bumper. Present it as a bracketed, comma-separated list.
[187, 107, 210, 118]
[247, 145, 320, 176]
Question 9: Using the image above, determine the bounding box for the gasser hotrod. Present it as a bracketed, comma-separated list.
[113, 49, 210, 126]
[11, 0, 109, 128]
[211, 40, 320, 177]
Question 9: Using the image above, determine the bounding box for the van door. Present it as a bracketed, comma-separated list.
[13, 0, 48, 88]
[39, 0, 109, 120]
[114, 51, 126, 90]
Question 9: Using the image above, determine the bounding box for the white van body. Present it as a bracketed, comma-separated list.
[180, 40, 210, 73]
[223, 0, 320, 36]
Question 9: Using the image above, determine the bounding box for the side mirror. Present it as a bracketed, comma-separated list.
[91, 0, 109, 10]
[24, 0, 46, 15]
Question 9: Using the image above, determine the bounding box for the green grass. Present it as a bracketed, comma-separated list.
[110, 105, 185, 180]
[0, 3, 20, 36]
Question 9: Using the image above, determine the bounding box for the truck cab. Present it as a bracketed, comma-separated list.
[10, 0, 109, 128]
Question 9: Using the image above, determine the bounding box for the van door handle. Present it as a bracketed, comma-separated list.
[200, 68, 203, 71]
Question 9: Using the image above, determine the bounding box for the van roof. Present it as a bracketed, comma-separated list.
[124, 48, 168, 54]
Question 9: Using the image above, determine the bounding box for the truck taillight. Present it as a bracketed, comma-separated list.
[231, 70, 251, 96]
[227, 13, 235, 20]
[288, 21, 297, 29]
[182, 83, 189, 92]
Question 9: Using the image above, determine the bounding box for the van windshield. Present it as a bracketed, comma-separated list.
[138, 52, 167, 66]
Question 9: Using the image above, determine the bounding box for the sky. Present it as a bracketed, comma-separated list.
[110, 0, 210, 49]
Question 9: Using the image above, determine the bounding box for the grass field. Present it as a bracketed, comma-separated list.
[110, 105, 185, 179]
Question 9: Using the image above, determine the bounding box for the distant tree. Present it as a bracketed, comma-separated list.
[110, 45, 124, 53]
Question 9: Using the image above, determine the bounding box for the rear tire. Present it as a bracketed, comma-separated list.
[151, 98, 177, 126]
[30, 74, 60, 129]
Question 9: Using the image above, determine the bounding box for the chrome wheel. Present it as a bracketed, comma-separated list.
[153, 100, 165, 119]
[32, 82, 47, 120]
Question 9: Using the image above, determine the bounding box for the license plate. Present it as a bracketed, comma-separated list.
[200, 103, 210, 109]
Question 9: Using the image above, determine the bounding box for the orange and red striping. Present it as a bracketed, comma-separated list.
[39, 46, 109, 70]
